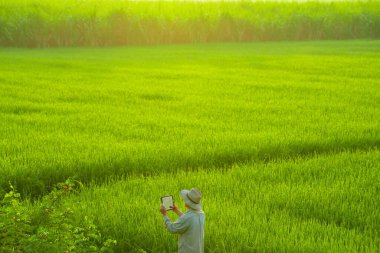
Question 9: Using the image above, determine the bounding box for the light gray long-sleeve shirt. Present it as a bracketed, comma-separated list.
[163, 209, 205, 253]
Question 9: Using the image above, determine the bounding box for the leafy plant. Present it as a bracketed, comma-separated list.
[0, 184, 33, 252]
[0, 179, 117, 253]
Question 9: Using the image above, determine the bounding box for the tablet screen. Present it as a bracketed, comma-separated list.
[161, 195, 174, 210]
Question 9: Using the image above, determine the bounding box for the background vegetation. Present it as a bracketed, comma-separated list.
[1, 0, 380, 47]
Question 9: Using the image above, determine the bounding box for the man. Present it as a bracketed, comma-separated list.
[160, 188, 205, 253]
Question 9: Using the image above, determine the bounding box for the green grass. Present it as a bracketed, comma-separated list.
[1, 40, 379, 196]
[1, 0, 380, 47]
[58, 149, 380, 252]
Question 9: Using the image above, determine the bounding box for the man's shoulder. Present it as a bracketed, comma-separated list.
[184, 210, 205, 217]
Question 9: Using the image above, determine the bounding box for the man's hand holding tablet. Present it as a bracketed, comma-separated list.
[161, 195, 174, 211]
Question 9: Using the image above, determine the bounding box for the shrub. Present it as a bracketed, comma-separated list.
[0, 179, 117, 253]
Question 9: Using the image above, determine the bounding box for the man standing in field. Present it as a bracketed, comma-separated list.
[160, 188, 205, 253]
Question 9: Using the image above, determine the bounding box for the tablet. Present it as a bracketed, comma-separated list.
[161, 195, 174, 211]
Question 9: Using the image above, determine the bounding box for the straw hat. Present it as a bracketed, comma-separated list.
[180, 188, 202, 211]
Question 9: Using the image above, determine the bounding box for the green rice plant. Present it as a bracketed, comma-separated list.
[0, 0, 380, 47]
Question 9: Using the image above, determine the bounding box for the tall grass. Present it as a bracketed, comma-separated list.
[0, 40, 379, 196]
[57, 150, 380, 252]
[0, 0, 380, 47]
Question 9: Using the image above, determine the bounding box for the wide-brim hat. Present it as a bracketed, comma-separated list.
[180, 188, 202, 211]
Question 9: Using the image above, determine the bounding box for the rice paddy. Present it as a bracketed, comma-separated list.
[1, 0, 380, 252]
[1, 40, 379, 197]
[1, 39, 379, 251]
[61, 150, 380, 252]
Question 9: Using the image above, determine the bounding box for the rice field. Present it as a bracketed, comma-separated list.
[1, 40, 379, 197]
[1, 1, 380, 251]
[0, 0, 380, 47]
[61, 149, 380, 252]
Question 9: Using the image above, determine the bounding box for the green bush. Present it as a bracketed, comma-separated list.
[0, 179, 117, 253]
[0, 184, 33, 252]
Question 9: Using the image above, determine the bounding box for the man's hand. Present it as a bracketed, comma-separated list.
[171, 204, 179, 212]
[160, 204, 167, 216]
[170, 204, 183, 217]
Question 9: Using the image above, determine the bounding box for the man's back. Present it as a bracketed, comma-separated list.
[164, 209, 206, 253]
[178, 210, 205, 253]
